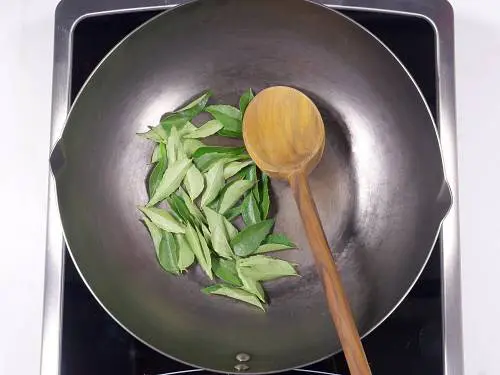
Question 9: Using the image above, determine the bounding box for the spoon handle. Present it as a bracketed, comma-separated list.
[289, 172, 372, 375]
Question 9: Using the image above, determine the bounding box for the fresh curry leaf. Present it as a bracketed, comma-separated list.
[193, 146, 249, 171]
[138, 125, 168, 143]
[157, 232, 180, 275]
[196, 227, 213, 279]
[167, 194, 195, 225]
[176, 91, 212, 118]
[218, 180, 255, 214]
[177, 188, 205, 224]
[205, 104, 242, 138]
[138, 206, 185, 233]
[236, 264, 266, 302]
[213, 258, 242, 286]
[238, 255, 298, 281]
[247, 165, 260, 202]
[200, 160, 225, 207]
[242, 192, 261, 226]
[223, 215, 239, 240]
[202, 284, 264, 310]
[223, 204, 242, 222]
[256, 233, 296, 254]
[204, 206, 234, 259]
[184, 119, 223, 139]
[260, 173, 270, 219]
[183, 164, 205, 201]
[175, 233, 195, 272]
[239, 88, 254, 115]
[148, 143, 167, 198]
[147, 158, 192, 206]
[185, 223, 212, 279]
[231, 219, 275, 257]
[142, 217, 162, 254]
[183, 138, 204, 157]
[223, 160, 254, 180]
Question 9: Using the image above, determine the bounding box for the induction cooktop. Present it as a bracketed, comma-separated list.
[41, 1, 463, 374]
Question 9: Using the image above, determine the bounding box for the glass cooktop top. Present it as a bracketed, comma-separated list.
[61, 8, 441, 375]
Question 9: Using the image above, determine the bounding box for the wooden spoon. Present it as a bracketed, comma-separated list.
[243, 86, 372, 375]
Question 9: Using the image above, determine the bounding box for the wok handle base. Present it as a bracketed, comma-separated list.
[289, 172, 372, 375]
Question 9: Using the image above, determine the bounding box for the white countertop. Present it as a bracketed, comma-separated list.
[0, 0, 498, 374]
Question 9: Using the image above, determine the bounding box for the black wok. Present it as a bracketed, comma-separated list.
[51, 0, 451, 373]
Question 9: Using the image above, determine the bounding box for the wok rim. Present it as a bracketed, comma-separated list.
[50, 0, 453, 373]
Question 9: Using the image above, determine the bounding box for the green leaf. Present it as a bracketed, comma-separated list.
[256, 233, 296, 253]
[231, 219, 275, 257]
[167, 194, 195, 225]
[167, 127, 183, 166]
[183, 119, 223, 139]
[236, 264, 266, 302]
[151, 144, 162, 163]
[248, 165, 260, 202]
[196, 227, 213, 279]
[223, 160, 254, 180]
[142, 217, 162, 254]
[200, 160, 225, 207]
[183, 164, 204, 200]
[239, 88, 255, 115]
[203, 206, 234, 259]
[138, 206, 185, 233]
[185, 223, 212, 279]
[175, 233, 195, 272]
[176, 91, 212, 118]
[178, 121, 198, 137]
[193, 146, 249, 171]
[242, 192, 261, 226]
[260, 173, 271, 219]
[177, 187, 205, 224]
[183, 139, 204, 157]
[148, 158, 192, 206]
[158, 232, 180, 275]
[213, 258, 242, 286]
[148, 143, 167, 198]
[218, 180, 255, 214]
[205, 104, 242, 138]
[223, 204, 242, 222]
[238, 255, 298, 281]
[223, 215, 239, 240]
[202, 284, 264, 310]
[137, 125, 168, 143]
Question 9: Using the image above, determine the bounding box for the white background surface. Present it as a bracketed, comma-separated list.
[0, 0, 498, 374]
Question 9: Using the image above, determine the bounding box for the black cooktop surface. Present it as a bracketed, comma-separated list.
[61, 8, 441, 375]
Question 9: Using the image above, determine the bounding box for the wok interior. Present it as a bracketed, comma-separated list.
[54, 0, 451, 372]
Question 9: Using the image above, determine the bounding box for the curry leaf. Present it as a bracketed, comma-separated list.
[142, 217, 162, 254]
[151, 144, 162, 163]
[248, 165, 260, 202]
[167, 126, 182, 166]
[184, 119, 223, 139]
[201, 160, 225, 207]
[138, 206, 185, 233]
[148, 158, 192, 206]
[204, 206, 234, 259]
[223, 204, 242, 222]
[183, 139, 204, 157]
[205, 104, 242, 138]
[238, 255, 298, 281]
[260, 173, 271, 219]
[167, 194, 195, 225]
[148, 143, 167, 198]
[196, 227, 213, 279]
[239, 88, 255, 115]
[231, 219, 275, 257]
[193, 146, 249, 171]
[218, 180, 255, 214]
[223, 160, 254, 180]
[242, 192, 261, 226]
[177, 188, 205, 224]
[256, 233, 296, 253]
[185, 223, 212, 279]
[138, 125, 168, 143]
[176, 233, 195, 272]
[202, 284, 264, 310]
[176, 91, 212, 118]
[184, 164, 204, 200]
[223, 216, 239, 241]
[236, 264, 266, 302]
[158, 232, 180, 275]
[213, 258, 242, 286]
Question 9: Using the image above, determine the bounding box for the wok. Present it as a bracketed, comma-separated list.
[50, 0, 451, 373]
